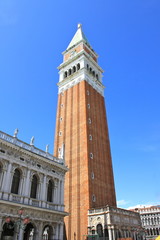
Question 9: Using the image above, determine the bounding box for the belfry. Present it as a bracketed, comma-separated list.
[54, 24, 143, 240]
[54, 24, 116, 239]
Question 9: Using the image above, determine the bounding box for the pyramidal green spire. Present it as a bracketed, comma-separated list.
[67, 24, 91, 50]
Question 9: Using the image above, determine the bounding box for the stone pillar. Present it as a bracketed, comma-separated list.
[13, 224, 18, 240]
[55, 223, 59, 240]
[54, 179, 59, 205]
[2, 162, 12, 199]
[112, 227, 116, 240]
[42, 175, 47, 200]
[19, 227, 24, 240]
[23, 169, 31, 204]
[24, 169, 31, 196]
[58, 180, 62, 205]
[0, 217, 3, 240]
[34, 226, 43, 240]
[108, 227, 113, 240]
[19, 174, 25, 196]
[61, 180, 64, 205]
[41, 175, 47, 208]
[133, 231, 136, 240]
[37, 222, 44, 240]
[59, 223, 64, 240]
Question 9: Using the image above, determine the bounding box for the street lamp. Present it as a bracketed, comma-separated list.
[5, 208, 30, 239]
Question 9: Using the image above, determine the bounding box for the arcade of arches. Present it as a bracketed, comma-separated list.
[1, 221, 60, 240]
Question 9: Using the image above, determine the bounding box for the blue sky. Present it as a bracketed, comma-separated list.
[0, 0, 160, 209]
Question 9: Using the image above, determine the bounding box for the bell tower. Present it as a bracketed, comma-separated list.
[54, 24, 116, 240]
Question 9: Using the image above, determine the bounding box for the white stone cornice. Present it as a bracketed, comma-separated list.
[58, 70, 104, 96]
[0, 200, 68, 217]
[0, 133, 68, 173]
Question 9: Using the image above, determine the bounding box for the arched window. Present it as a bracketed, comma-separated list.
[97, 224, 103, 237]
[89, 134, 92, 140]
[92, 71, 95, 77]
[77, 63, 80, 70]
[92, 194, 96, 202]
[47, 180, 54, 202]
[64, 71, 67, 78]
[11, 169, 21, 194]
[89, 67, 92, 73]
[87, 64, 89, 70]
[153, 228, 156, 235]
[91, 172, 94, 179]
[30, 175, 38, 199]
[96, 74, 99, 81]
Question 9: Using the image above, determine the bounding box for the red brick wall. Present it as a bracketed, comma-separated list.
[54, 80, 116, 240]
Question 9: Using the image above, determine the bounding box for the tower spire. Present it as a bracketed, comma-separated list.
[66, 23, 91, 50]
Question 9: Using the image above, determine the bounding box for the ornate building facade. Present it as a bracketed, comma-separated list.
[88, 206, 143, 240]
[54, 24, 144, 240]
[0, 130, 68, 240]
[132, 206, 160, 240]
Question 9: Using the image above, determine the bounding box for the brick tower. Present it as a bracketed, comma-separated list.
[54, 24, 117, 240]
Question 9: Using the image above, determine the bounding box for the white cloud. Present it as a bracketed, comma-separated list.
[117, 200, 129, 207]
[127, 202, 159, 210]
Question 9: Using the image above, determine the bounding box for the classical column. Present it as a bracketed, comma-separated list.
[34, 224, 43, 240]
[133, 231, 136, 240]
[60, 180, 64, 205]
[23, 169, 31, 204]
[19, 227, 24, 240]
[55, 224, 59, 240]
[41, 175, 47, 207]
[108, 227, 113, 240]
[54, 179, 59, 205]
[13, 224, 18, 240]
[24, 169, 31, 196]
[2, 162, 12, 199]
[59, 223, 64, 240]
[112, 227, 116, 240]
[0, 217, 3, 239]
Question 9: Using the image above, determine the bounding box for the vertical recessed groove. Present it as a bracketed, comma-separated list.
[77, 83, 80, 239]
[68, 87, 73, 240]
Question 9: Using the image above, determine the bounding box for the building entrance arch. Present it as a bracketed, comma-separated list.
[1, 222, 14, 240]
[96, 224, 103, 238]
[42, 225, 54, 240]
[23, 223, 35, 240]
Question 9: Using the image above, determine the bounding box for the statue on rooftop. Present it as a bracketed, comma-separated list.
[13, 128, 19, 138]
[30, 136, 34, 145]
[46, 144, 49, 153]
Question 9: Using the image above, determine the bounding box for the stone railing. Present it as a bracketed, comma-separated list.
[0, 191, 64, 212]
[0, 131, 64, 165]
[88, 205, 139, 218]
